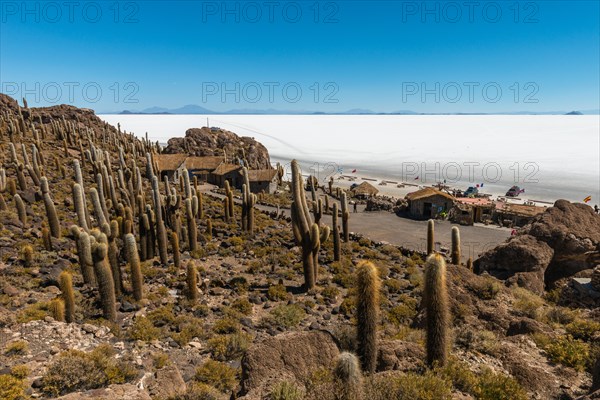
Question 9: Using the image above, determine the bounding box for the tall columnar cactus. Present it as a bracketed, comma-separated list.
[466, 257, 473, 271]
[341, 192, 350, 242]
[313, 198, 323, 225]
[22, 245, 33, 267]
[427, 219, 435, 255]
[71, 226, 96, 286]
[198, 192, 204, 219]
[170, 231, 181, 269]
[241, 168, 256, 233]
[104, 221, 123, 297]
[90, 232, 117, 322]
[332, 203, 341, 262]
[451, 226, 461, 265]
[206, 218, 213, 240]
[41, 177, 61, 238]
[185, 198, 197, 252]
[42, 225, 53, 251]
[223, 196, 230, 222]
[186, 261, 199, 301]
[328, 176, 334, 194]
[182, 169, 191, 199]
[16, 163, 27, 191]
[152, 175, 168, 264]
[90, 188, 108, 227]
[96, 173, 110, 223]
[424, 253, 449, 368]
[124, 233, 143, 301]
[356, 261, 380, 374]
[333, 352, 363, 400]
[49, 298, 65, 322]
[59, 271, 75, 323]
[290, 160, 321, 290]
[72, 183, 89, 231]
[226, 182, 234, 218]
[309, 175, 317, 202]
[14, 194, 26, 224]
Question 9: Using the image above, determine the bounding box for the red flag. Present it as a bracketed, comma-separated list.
[584, 195, 592, 203]
[352, 169, 357, 173]
[414, 176, 419, 180]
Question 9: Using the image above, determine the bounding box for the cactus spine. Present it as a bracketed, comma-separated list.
[124, 233, 143, 301]
[451, 226, 461, 264]
[71, 226, 96, 286]
[41, 177, 61, 238]
[14, 194, 26, 224]
[91, 233, 117, 322]
[72, 183, 89, 231]
[332, 203, 341, 262]
[59, 271, 75, 323]
[105, 221, 123, 297]
[42, 226, 53, 251]
[241, 168, 256, 233]
[427, 219, 434, 255]
[185, 198, 197, 252]
[170, 231, 181, 269]
[290, 160, 320, 290]
[186, 261, 199, 301]
[424, 253, 449, 367]
[341, 192, 349, 242]
[152, 175, 168, 264]
[356, 261, 380, 374]
[206, 218, 213, 240]
[333, 352, 363, 400]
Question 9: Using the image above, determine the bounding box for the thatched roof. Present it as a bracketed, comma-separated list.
[353, 181, 379, 196]
[246, 169, 277, 182]
[494, 201, 545, 217]
[406, 187, 455, 202]
[155, 154, 187, 172]
[212, 163, 241, 176]
[183, 156, 225, 171]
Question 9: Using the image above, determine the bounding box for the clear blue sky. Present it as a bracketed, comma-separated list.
[1, 1, 598, 113]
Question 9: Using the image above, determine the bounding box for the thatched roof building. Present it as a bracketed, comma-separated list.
[405, 187, 455, 219]
[352, 181, 379, 198]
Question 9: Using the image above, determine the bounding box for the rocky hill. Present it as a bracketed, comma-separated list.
[163, 127, 271, 169]
[0, 94, 598, 400]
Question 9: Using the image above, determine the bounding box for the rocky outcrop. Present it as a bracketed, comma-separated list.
[475, 200, 600, 293]
[240, 330, 339, 397]
[163, 127, 271, 169]
[365, 197, 394, 212]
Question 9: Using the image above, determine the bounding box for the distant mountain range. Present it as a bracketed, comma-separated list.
[105, 105, 600, 115]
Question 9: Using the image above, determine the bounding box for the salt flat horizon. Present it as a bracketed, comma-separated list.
[99, 114, 600, 205]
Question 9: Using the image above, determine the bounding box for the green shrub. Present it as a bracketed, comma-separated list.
[4, 341, 28, 356]
[321, 286, 340, 300]
[544, 335, 590, 371]
[544, 306, 578, 325]
[475, 368, 528, 400]
[470, 276, 502, 300]
[267, 304, 306, 328]
[512, 287, 544, 319]
[365, 370, 452, 399]
[42, 345, 136, 396]
[267, 284, 290, 301]
[388, 295, 417, 326]
[10, 365, 29, 380]
[565, 318, 600, 341]
[194, 360, 237, 393]
[213, 317, 240, 334]
[208, 333, 252, 361]
[231, 298, 253, 315]
[269, 380, 304, 400]
[0, 374, 25, 400]
[128, 317, 161, 341]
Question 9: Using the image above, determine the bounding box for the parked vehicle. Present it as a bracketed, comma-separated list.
[464, 186, 479, 197]
[506, 186, 522, 197]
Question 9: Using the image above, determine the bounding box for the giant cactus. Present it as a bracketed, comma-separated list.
[90, 232, 117, 322]
[41, 177, 60, 238]
[356, 261, 380, 374]
[71, 225, 96, 286]
[424, 253, 449, 367]
[427, 219, 434, 255]
[124, 233, 143, 301]
[59, 271, 75, 323]
[290, 160, 321, 290]
[332, 203, 341, 262]
[451, 226, 461, 264]
[151, 175, 168, 264]
[185, 198, 197, 252]
[341, 192, 349, 242]
[241, 168, 256, 233]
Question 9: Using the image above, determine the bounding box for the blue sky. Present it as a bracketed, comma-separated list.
[1, 1, 599, 113]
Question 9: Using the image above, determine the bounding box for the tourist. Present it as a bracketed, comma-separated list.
[595, 204, 599, 214]
[353, 202, 358, 213]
